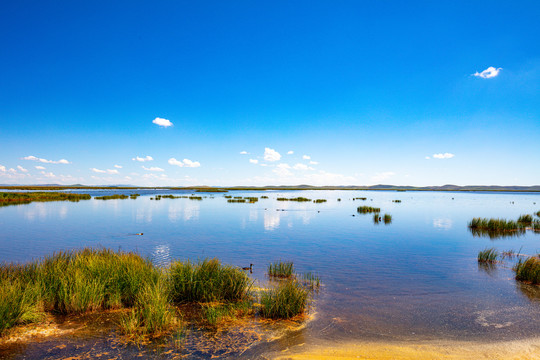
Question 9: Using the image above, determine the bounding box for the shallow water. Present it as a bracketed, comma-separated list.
[1, 190, 539, 358]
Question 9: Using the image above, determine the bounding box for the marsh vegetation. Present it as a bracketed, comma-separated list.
[0, 249, 316, 339]
[357, 206, 381, 214]
[276, 197, 311, 202]
[468, 215, 540, 238]
[0, 192, 91, 207]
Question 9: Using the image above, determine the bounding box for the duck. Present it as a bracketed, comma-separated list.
[135, 233, 143, 235]
[242, 264, 253, 271]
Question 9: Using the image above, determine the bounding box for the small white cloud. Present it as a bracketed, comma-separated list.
[168, 158, 201, 168]
[287, 151, 294, 155]
[17, 165, 28, 172]
[433, 153, 455, 159]
[142, 166, 165, 172]
[91, 168, 106, 173]
[152, 117, 173, 127]
[249, 159, 259, 164]
[114, 164, 122, 168]
[309, 161, 318, 165]
[302, 155, 311, 160]
[293, 163, 314, 170]
[0, 165, 6, 172]
[425, 156, 431, 160]
[23, 155, 70, 164]
[264, 148, 281, 162]
[240, 151, 248, 155]
[132, 155, 153, 162]
[35, 166, 45, 170]
[473, 66, 502, 79]
[107, 169, 119, 174]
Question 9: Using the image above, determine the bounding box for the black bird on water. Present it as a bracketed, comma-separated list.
[242, 264, 253, 272]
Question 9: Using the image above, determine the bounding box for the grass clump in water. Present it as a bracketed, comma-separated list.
[514, 257, 540, 284]
[353, 197, 367, 201]
[169, 258, 251, 303]
[478, 248, 499, 263]
[276, 197, 311, 202]
[95, 194, 129, 200]
[357, 206, 380, 214]
[468, 217, 522, 231]
[383, 213, 392, 224]
[261, 196, 269, 199]
[227, 199, 246, 203]
[0, 192, 91, 207]
[260, 280, 309, 319]
[392, 199, 401, 203]
[188, 196, 203, 200]
[268, 261, 294, 278]
[517, 214, 533, 225]
[313, 199, 327, 203]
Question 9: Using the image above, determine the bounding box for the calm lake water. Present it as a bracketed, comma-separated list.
[1, 190, 540, 358]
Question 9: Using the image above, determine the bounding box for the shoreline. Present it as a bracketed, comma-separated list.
[269, 337, 540, 359]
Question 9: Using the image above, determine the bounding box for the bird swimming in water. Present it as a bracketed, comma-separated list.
[242, 264, 253, 272]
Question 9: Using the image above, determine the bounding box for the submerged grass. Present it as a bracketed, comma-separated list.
[478, 248, 499, 263]
[0, 192, 91, 207]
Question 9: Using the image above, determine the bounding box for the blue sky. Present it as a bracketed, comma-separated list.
[1, 1, 538, 186]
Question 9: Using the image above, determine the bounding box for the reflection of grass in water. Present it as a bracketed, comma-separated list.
[0, 192, 91, 207]
[268, 261, 294, 278]
[478, 248, 499, 263]
[514, 257, 540, 285]
[470, 227, 526, 239]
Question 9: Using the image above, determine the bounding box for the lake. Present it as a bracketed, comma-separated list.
[1, 189, 539, 358]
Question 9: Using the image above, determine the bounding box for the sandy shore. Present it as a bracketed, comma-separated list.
[270, 337, 540, 360]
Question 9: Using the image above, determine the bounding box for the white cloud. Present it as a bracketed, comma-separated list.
[41, 171, 56, 178]
[35, 166, 45, 170]
[132, 155, 153, 162]
[293, 163, 314, 171]
[309, 161, 318, 165]
[287, 151, 294, 155]
[114, 164, 122, 168]
[264, 148, 281, 162]
[371, 171, 396, 183]
[302, 155, 311, 160]
[92, 168, 119, 174]
[168, 158, 201, 168]
[433, 153, 455, 159]
[425, 156, 431, 160]
[152, 117, 173, 127]
[17, 165, 28, 172]
[142, 166, 165, 172]
[0, 165, 5, 172]
[23, 155, 70, 164]
[240, 151, 248, 155]
[273, 163, 292, 177]
[473, 66, 502, 79]
[249, 159, 259, 164]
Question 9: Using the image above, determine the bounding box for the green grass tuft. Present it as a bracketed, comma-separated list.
[514, 257, 540, 284]
[478, 248, 499, 263]
[268, 261, 294, 278]
[260, 280, 309, 319]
